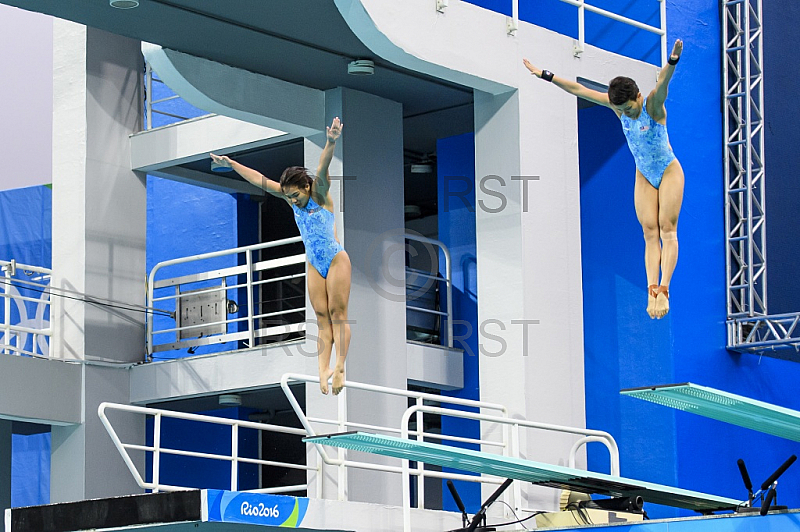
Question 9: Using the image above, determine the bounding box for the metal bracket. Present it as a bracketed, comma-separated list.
[1, 259, 16, 276]
[507, 16, 518, 35]
[436, 0, 448, 13]
[573, 40, 584, 58]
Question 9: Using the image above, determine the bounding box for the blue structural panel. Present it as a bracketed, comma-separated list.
[206, 490, 309, 527]
[305, 432, 740, 513]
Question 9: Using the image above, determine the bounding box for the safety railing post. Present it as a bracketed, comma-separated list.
[153, 412, 162, 493]
[145, 62, 153, 130]
[510, 422, 520, 513]
[443, 249, 453, 348]
[659, 0, 667, 66]
[2, 262, 11, 355]
[404, 234, 454, 348]
[402, 451, 412, 532]
[231, 424, 239, 491]
[245, 250, 256, 348]
[415, 397, 425, 509]
[337, 388, 347, 501]
[575, 0, 585, 56]
[507, 0, 519, 35]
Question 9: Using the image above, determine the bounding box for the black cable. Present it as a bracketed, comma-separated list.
[486, 504, 543, 529]
[0, 278, 174, 318]
[567, 502, 593, 525]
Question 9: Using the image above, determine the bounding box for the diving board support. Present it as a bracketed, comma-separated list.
[621, 382, 800, 442]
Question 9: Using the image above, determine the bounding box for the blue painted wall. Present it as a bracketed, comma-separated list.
[0, 185, 52, 507]
[438, 133, 482, 512]
[145, 75, 259, 360]
[145, 407, 259, 491]
[0, 185, 52, 268]
[579, 0, 800, 519]
[144, 82, 262, 487]
[763, 2, 800, 314]
[146, 176, 258, 360]
[11, 433, 50, 507]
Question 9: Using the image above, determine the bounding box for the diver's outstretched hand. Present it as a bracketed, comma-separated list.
[209, 152, 232, 168]
[327, 117, 343, 142]
[522, 58, 543, 78]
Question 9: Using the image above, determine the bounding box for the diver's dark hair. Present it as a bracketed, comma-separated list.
[607, 76, 640, 106]
[280, 166, 314, 190]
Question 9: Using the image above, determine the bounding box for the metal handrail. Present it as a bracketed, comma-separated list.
[98, 402, 312, 493]
[1, 259, 52, 358]
[404, 234, 453, 348]
[146, 237, 305, 357]
[398, 404, 619, 532]
[145, 62, 194, 130]
[100, 374, 620, 531]
[280, 373, 508, 502]
[507, 0, 667, 64]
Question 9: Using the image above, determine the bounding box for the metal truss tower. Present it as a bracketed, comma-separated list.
[724, 0, 800, 355]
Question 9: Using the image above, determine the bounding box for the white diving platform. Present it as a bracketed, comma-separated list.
[305, 432, 741, 514]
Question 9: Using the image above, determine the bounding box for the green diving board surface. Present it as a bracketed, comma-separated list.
[304, 432, 739, 513]
[621, 382, 800, 442]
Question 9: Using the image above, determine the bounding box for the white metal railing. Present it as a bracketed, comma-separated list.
[144, 62, 212, 130]
[147, 237, 306, 358]
[399, 405, 619, 532]
[145, 63, 188, 130]
[281, 373, 509, 506]
[0, 259, 52, 358]
[502, 0, 667, 65]
[100, 374, 620, 532]
[404, 234, 453, 348]
[280, 373, 619, 532]
[98, 402, 312, 494]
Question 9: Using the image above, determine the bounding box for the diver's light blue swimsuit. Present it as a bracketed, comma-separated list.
[620, 98, 676, 189]
[292, 197, 344, 278]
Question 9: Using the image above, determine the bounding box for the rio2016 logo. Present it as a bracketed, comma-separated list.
[240, 501, 280, 519]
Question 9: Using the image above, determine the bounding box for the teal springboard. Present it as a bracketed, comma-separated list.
[621, 383, 800, 442]
[304, 432, 740, 513]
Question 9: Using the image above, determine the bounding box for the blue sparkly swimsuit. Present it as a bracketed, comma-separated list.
[292, 197, 344, 278]
[620, 98, 676, 189]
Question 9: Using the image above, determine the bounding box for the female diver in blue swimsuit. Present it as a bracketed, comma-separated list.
[210, 118, 351, 394]
[523, 40, 684, 319]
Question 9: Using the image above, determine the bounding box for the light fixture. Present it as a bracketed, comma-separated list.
[347, 59, 375, 76]
[404, 205, 422, 219]
[410, 163, 433, 174]
[110, 0, 139, 8]
[219, 394, 242, 406]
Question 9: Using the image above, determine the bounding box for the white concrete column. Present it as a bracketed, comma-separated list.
[51, 22, 146, 364]
[49, 21, 146, 503]
[474, 83, 587, 511]
[304, 88, 406, 506]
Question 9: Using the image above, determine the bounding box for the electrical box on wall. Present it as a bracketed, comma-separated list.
[177, 284, 227, 340]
